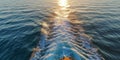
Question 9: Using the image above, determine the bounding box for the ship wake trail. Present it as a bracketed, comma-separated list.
[30, 1, 103, 58]
[30, 11, 103, 60]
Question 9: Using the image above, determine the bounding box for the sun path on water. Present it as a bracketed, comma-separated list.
[58, 0, 69, 7]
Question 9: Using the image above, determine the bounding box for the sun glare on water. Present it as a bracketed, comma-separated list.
[56, 0, 70, 17]
[58, 0, 69, 7]
[53, 0, 71, 25]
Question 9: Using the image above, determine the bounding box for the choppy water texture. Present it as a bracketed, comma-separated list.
[0, 0, 120, 60]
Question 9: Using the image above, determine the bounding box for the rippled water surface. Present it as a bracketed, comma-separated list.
[0, 0, 120, 60]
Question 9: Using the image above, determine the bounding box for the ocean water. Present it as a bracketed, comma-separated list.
[0, 0, 120, 60]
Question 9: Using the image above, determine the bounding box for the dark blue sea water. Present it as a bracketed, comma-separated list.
[0, 0, 120, 60]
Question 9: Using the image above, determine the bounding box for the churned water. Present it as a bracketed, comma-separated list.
[0, 0, 120, 60]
